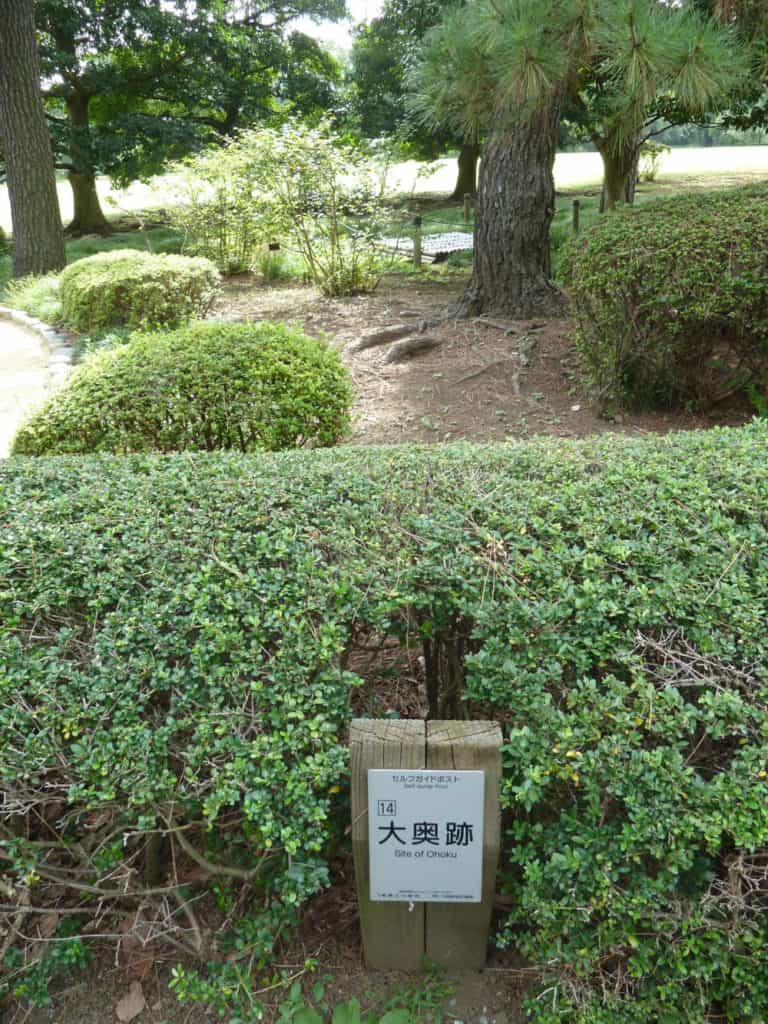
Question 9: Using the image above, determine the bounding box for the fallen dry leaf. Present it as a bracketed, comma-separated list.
[115, 980, 145, 1022]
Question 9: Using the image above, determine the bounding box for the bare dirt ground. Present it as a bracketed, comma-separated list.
[214, 271, 751, 444]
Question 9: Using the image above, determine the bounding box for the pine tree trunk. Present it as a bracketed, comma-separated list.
[450, 142, 479, 199]
[454, 102, 565, 319]
[0, 0, 66, 277]
[65, 94, 111, 235]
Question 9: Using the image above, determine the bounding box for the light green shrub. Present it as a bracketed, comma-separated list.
[59, 249, 220, 333]
[170, 121, 391, 295]
[169, 142, 284, 274]
[241, 121, 389, 297]
[1, 273, 63, 323]
[563, 184, 768, 411]
[637, 139, 670, 181]
[11, 320, 352, 455]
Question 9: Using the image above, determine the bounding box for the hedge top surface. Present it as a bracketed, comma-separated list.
[11, 320, 353, 456]
[2, 424, 768, 1022]
[58, 248, 220, 332]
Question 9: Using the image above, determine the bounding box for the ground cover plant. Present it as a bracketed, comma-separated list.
[1, 422, 767, 1020]
[11, 321, 352, 455]
[59, 249, 219, 333]
[564, 183, 768, 412]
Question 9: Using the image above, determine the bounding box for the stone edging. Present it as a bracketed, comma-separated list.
[0, 305, 74, 389]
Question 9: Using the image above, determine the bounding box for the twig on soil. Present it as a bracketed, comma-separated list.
[450, 358, 519, 387]
[473, 318, 521, 334]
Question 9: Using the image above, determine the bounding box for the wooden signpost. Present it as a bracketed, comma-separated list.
[350, 719, 502, 971]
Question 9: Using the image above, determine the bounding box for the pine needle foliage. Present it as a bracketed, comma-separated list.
[406, 0, 748, 150]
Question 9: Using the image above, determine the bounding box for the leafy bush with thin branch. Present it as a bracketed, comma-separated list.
[169, 121, 392, 295]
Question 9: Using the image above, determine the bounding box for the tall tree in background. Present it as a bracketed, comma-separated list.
[33, 0, 344, 235]
[408, 0, 746, 318]
[0, 0, 65, 276]
[349, 0, 480, 198]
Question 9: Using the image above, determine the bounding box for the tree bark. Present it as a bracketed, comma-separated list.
[0, 0, 66, 277]
[454, 101, 566, 319]
[64, 94, 110, 235]
[597, 135, 641, 211]
[450, 142, 480, 199]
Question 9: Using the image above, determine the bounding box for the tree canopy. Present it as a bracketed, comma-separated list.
[30, 0, 346, 233]
[408, 0, 748, 208]
[349, 0, 481, 197]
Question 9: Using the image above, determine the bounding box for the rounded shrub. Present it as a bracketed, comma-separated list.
[563, 184, 768, 411]
[11, 320, 353, 455]
[0, 223, 8, 255]
[59, 249, 220, 333]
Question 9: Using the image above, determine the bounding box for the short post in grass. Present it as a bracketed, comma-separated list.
[412, 215, 422, 269]
[572, 199, 580, 234]
[463, 193, 472, 224]
[350, 719, 502, 971]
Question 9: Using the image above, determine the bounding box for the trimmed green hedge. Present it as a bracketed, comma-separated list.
[59, 248, 220, 332]
[2, 424, 768, 1020]
[11, 321, 352, 455]
[564, 185, 768, 411]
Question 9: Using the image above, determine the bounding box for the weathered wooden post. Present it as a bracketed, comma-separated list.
[425, 721, 502, 968]
[350, 718, 502, 971]
[412, 215, 422, 269]
[351, 719, 426, 970]
[463, 193, 472, 224]
[572, 199, 580, 234]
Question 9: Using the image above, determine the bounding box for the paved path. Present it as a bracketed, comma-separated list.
[0, 320, 49, 457]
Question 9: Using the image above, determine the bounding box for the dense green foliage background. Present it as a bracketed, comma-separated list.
[2, 424, 767, 1018]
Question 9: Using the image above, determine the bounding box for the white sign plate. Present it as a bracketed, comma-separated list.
[367, 769, 484, 903]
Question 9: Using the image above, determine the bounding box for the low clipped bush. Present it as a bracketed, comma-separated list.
[11, 320, 352, 455]
[59, 249, 220, 333]
[0, 224, 8, 254]
[564, 185, 768, 411]
[1, 272, 63, 324]
[2, 424, 768, 1019]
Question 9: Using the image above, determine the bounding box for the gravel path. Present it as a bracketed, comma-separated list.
[0, 319, 49, 457]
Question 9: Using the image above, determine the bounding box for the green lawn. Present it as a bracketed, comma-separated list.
[1, 146, 766, 236]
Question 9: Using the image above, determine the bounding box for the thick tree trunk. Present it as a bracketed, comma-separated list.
[454, 101, 565, 319]
[67, 171, 111, 236]
[450, 142, 479, 199]
[0, 0, 66, 277]
[597, 136, 641, 211]
[65, 94, 110, 235]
